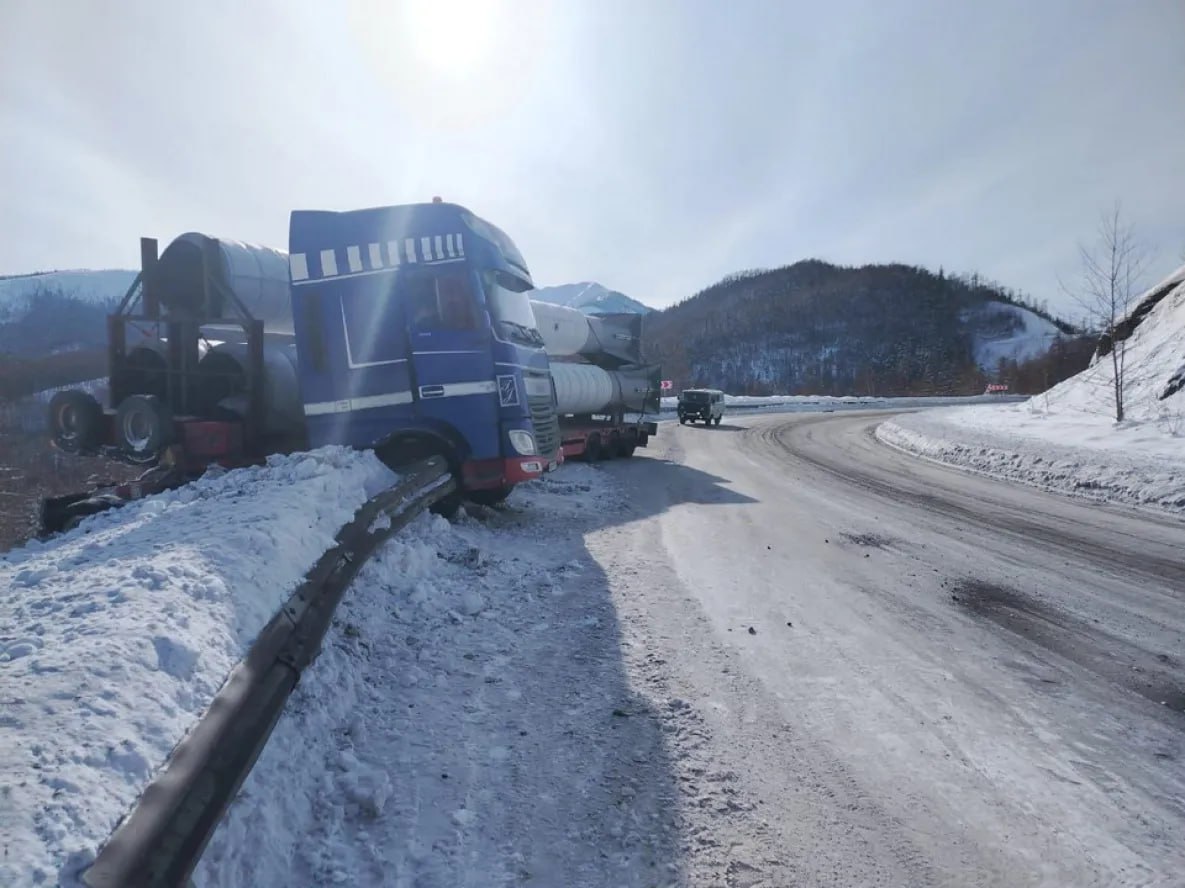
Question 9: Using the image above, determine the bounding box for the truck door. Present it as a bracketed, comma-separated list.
[404, 270, 500, 459]
[293, 270, 419, 449]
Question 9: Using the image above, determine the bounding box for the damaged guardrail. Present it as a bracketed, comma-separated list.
[82, 457, 455, 888]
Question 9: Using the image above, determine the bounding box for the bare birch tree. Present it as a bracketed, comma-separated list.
[1065, 202, 1149, 423]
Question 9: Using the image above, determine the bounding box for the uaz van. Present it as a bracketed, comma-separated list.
[677, 389, 725, 426]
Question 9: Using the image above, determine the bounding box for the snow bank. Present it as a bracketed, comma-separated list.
[879, 265, 1185, 513]
[1, 447, 397, 887]
[879, 407, 1185, 512]
[1036, 262, 1185, 422]
[195, 466, 675, 887]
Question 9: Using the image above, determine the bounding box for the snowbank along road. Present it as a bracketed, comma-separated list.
[7, 411, 1183, 887]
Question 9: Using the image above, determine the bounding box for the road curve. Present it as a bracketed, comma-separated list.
[591, 409, 1185, 888]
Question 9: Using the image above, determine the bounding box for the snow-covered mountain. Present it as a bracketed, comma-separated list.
[645, 260, 1082, 396]
[530, 282, 652, 315]
[964, 301, 1063, 372]
[0, 269, 138, 358]
[1037, 263, 1185, 421]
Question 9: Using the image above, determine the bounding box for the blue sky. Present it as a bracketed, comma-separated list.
[1, 0, 1182, 316]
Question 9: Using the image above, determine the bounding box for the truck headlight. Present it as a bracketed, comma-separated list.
[508, 429, 537, 455]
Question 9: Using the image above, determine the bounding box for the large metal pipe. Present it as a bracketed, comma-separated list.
[550, 362, 659, 415]
[155, 233, 292, 330]
[530, 301, 642, 368]
[120, 335, 213, 402]
[193, 341, 302, 435]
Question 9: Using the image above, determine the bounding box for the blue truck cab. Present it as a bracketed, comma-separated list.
[288, 201, 562, 502]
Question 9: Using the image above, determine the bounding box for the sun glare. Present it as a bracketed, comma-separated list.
[347, 0, 543, 129]
[399, 0, 501, 80]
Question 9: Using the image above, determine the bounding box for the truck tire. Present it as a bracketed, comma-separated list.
[48, 390, 104, 454]
[375, 435, 464, 519]
[604, 433, 619, 460]
[115, 395, 173, 462]
[584, 434, 602, 462]
[679, 416, 686, 425]
[618, 434, 637, 458]
[714, 415, 722, 426]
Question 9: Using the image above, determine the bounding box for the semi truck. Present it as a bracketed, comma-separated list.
[40, 200, 660, 531]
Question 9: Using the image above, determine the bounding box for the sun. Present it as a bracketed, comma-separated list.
[348, 0, 539, 129]
[398, 0, 502, 81]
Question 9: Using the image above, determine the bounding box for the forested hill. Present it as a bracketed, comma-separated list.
[644, 260, 1090, 396]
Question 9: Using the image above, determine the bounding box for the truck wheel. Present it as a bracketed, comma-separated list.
[604, 433, 619, 460]
[584, 434, 602, 462]
[375, 436, 465, 519]
[714, 416, 722, 426]
[618, 435, 637, 458]
[679, 416, 686, 425]
[466, 485, 514, 507]
[48, 390, 103, 454]
[115, 395, 173, 462]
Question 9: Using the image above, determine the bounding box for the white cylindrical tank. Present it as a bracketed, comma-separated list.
[193, 341, 303, 435]
[155, 233, 293, 330]
[550, 362, 621, 415]
[529, 299, 643, 368]
[530, 301, 592, 357]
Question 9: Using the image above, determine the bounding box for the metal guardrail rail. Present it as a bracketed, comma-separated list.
[82, 457, 455, 888]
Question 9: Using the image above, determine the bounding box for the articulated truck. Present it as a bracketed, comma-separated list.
[40, 200, 660, 530]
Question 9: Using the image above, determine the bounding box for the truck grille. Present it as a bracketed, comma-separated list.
[528, 394, 560, 458]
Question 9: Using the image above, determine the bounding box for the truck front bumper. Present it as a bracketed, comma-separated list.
[462, 451, 564, 490]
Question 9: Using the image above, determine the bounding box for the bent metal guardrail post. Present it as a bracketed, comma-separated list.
[81, 457, 455, 888]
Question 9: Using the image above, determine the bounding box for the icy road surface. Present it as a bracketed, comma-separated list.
[200, 412, 1183, 888]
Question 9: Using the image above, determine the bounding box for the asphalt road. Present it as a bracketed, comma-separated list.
[592, 409, 1185, 887]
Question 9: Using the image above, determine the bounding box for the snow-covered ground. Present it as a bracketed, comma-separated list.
[878, 406, 1185, 512]
[881, 264, 1185, 513]
[0, 270, 136, 322]
[195, 464, 679, 887]
[1, 447, 398, 887]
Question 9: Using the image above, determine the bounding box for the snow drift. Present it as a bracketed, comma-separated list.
[880, 263, 1185, 512]
[0, 447, 397, 887]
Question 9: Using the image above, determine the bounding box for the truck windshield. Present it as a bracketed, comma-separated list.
[483, 269, 543, 346]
